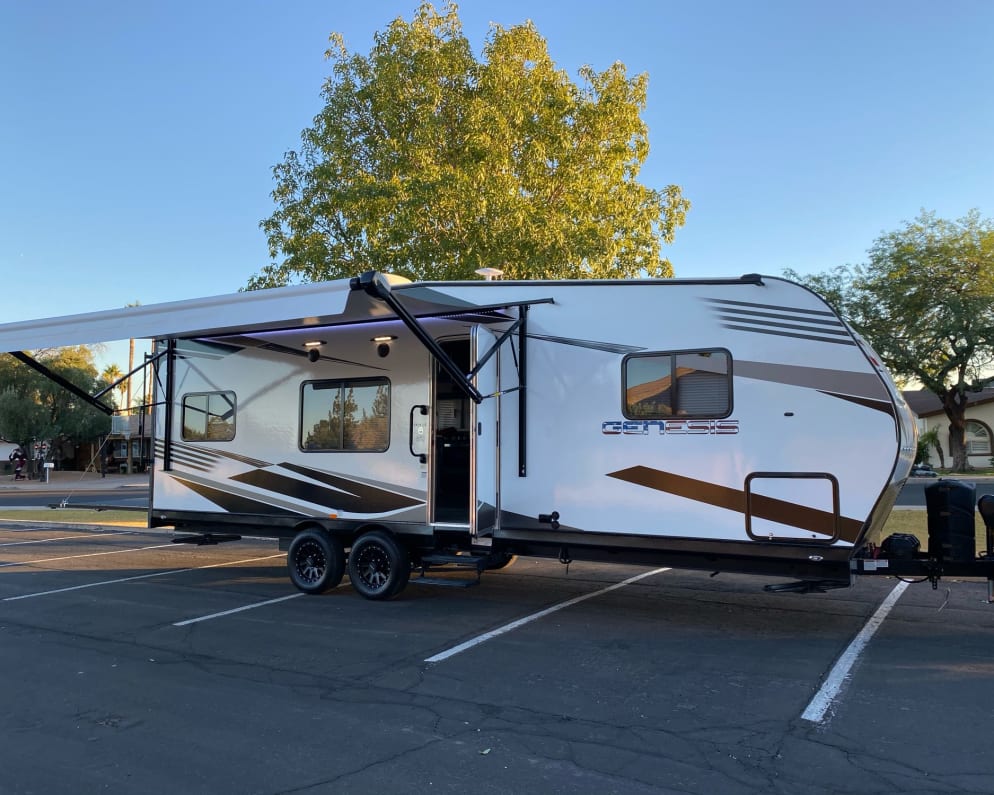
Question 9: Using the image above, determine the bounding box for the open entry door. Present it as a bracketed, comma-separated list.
[472, 327, 499, 537]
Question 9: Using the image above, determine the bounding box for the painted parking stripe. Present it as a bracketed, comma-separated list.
[173, 593, 304, 626]
[801, 580, 909, 724]
[425, 567, 671, 664]
[0, 542, 177, 568]
[2, 554, 285, 601]
[0, 531, 134, 547]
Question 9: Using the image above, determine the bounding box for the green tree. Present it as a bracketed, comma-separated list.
[787, 209, 994, 473]
[0, 348, 112, 453]
[249, 1, 688, 288]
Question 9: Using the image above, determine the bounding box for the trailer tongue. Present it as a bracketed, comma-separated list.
[854, 480, 994, 601]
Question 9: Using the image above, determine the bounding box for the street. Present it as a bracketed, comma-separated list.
[0, 488, 147, 509]
[895, 476, 994, 506]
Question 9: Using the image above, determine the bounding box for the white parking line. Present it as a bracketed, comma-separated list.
[425, 567, 671, 663]
[173, 593, 304, 626]
[2, 554, 286, 601]
[801, 580, 909, 724]
[0, 543, 177, 568]
[0, 531, 134, 547]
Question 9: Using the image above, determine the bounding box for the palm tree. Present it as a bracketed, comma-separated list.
[100, 364, 124, 409]
[918, 426, 945, 469]
[124, 301, 142, 414]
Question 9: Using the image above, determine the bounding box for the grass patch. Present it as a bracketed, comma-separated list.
[875, 509, 990, 554]
[0, 509, 147, 527]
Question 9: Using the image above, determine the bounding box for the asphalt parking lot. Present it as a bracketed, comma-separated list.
[1, 522, 994, 795]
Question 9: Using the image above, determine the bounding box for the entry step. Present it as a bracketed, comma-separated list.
[411, 575, 479, 588]
[414, 552, 487, 588]
[419, 553, 488, 573]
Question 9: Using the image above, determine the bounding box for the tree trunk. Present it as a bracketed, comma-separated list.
[933, 438, 946, 469]
[942, 389, 971, 472]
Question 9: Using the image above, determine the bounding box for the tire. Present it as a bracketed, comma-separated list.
[347, 530, 411, 600]
[287, 529, 345, 594]
[483, 551, 518, 571]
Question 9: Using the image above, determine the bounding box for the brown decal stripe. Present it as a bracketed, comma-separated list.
[818, 391, 895, 416]
[607, 466, 863, 543]
[734, 361, 891, 402]
[705, 297, 856, 347]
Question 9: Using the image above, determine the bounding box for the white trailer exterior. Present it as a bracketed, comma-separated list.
[0, 272, 916, 598]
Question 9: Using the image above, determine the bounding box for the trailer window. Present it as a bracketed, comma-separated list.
[623, 350, 731, 418]
[301, 379, 390, 452]
[182, 391, 236, 441]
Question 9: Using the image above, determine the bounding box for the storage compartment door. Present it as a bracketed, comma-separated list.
[745, 473, 840, 542]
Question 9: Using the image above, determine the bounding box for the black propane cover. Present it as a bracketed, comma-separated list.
[880, 533, 920, 559]
[924, 479, 976, 563]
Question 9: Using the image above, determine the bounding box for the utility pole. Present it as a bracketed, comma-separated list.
[126, 337, 134, 475]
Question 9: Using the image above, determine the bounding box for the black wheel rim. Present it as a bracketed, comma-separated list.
[354, 543, 391, 592]
[294, 539, 327, 585]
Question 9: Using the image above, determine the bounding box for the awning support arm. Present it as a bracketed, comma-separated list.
[518, 305, 528, 477]
[351, 272, 485, 404]
[93, 348, 169, 400]
[10, 351, 115, 416]
[163, 340, 176, 471]
[468, 317, 523, 380]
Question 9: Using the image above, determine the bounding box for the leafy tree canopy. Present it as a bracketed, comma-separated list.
[249, 1, 689, 288]
[0, 347, 112, 450]
[786, 209, 994, 472]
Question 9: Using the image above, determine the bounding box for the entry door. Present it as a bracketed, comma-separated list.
[472, 327, 499, 537]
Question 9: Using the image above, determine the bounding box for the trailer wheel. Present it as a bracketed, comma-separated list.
[483, 551, 517, 571]
[287, 529, 345, 594]
[347, 530, 411, 600]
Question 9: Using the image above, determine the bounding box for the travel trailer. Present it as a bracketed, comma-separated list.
[0, 271, 933, 598]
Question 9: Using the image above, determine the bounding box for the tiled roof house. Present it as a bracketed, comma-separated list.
[903, 387, 994, 468]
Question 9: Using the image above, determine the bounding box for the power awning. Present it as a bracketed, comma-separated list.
[0, 271, 552, 407]
[0, 273, 550, 352]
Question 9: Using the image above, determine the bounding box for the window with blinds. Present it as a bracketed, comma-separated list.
[623, 350, 731, 419]
[965, 420, 991, 456]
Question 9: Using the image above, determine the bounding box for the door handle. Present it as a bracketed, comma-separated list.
[409, 405, 428, 463]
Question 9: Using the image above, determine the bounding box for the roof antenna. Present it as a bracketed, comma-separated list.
[474, 267, 504, 281]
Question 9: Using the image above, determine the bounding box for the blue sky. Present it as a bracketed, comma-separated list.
[2, 0, 992, 371]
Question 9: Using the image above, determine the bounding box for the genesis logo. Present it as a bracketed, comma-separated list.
[602, 419, 739, 436]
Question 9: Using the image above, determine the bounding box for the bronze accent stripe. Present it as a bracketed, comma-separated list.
[704, 298, 836, 317]
[721, 323, 857, 346]
[734, 361, 891, 401]
[818, 391, 895, 416]
[607, 466, 864, 543]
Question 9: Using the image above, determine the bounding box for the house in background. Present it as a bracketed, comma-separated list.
[903, 388, 994, 468]
[1, 440, 17, 476]
[104, 410, 153, 473]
